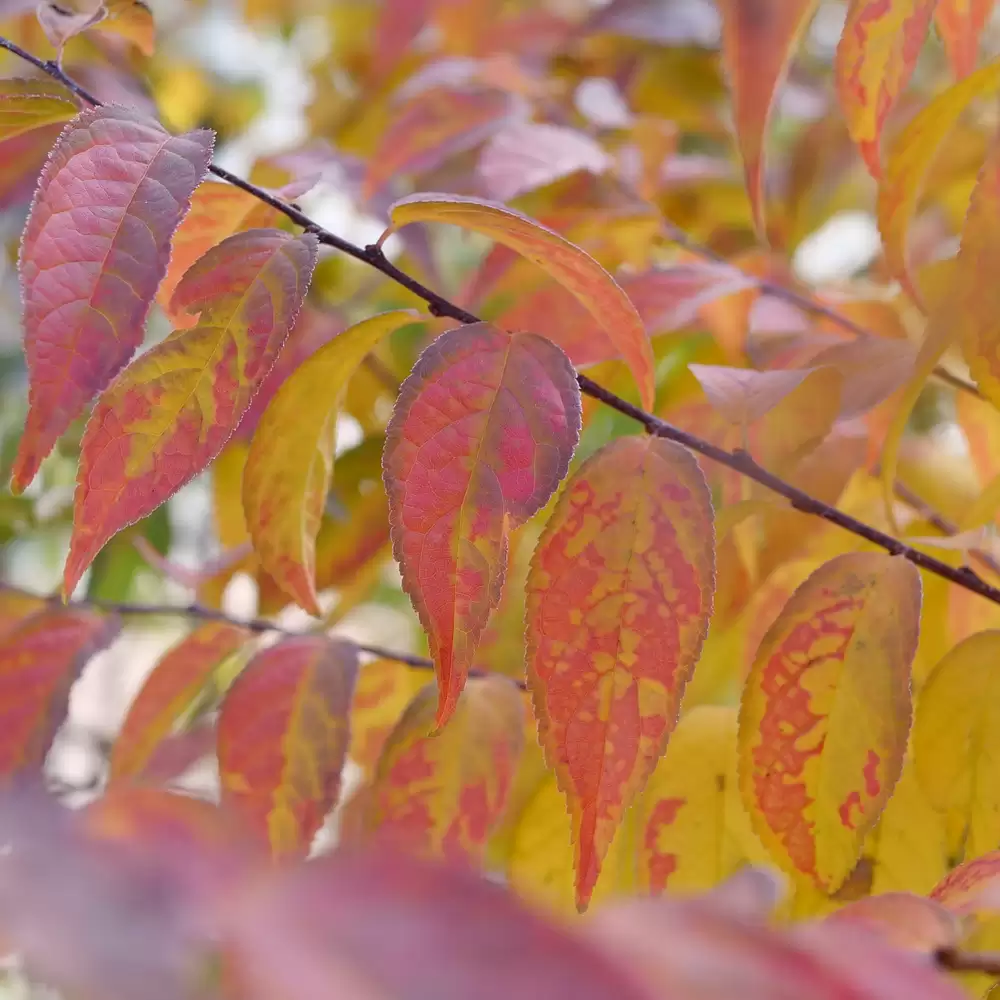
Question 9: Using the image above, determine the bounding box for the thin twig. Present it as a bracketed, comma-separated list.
[936, 947, 1000, 977]
[658, 220, 980, 399]
[4, 36, 1000, 615]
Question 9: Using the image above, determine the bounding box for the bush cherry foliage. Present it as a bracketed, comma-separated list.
[7, 0, 1000, 996]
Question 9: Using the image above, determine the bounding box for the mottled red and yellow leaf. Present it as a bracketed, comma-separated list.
[835, 0, 937, 178]
[12, 106, 213, 494]
[0, 607, 120, 780]
[217, 635, 358, 859]
[383, 322, 580, 728]
[936, 0, 997, 78]
[716, 0, 819, 234]
[158, 180, 280, 328]
[361, 675, 524, 865]
[634, 706, 769, 896]
[526, 435, 715, 911]
[389, 193, 655, 408]
[243, 310, 417, 615]
[738, 552, 921, 891]
[64, 229, 317, 596]
[109, 622, 252, 785]
[0, 78, 76, 143]
[878, 56, 1000, 306]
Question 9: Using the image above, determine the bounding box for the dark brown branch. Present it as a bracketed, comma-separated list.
[936, 947, 1000, 977]
[5, 35, 1000, 616]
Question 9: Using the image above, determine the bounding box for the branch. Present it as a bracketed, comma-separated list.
[936, 947, 1000, 977]
[5, 36, 1000, 617]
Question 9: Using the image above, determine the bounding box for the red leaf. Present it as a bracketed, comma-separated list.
[383, 322, 581, 728]
[11, 106, 213, 493]
[63, 229, 317, 597]
[525, 436, 715, 910]
[0, 607, 120, 780]
[109, 622, 252, 784]
[717, 0, 819, 235]
[217, 635, 358, 859]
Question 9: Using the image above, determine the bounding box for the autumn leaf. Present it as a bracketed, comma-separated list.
[738, 552, 921, 892]
[936, 0, 998, 79]
[11, 106, 213, 494]
[477, 122, 611, 202]
[361, 675, 524, 865]
[158, 180, 280, 328]
[243, 310, 418, 615]
[912, 631, 1000, 861]
[634, 706, 769, 896]
[389, 193, 655, 408]
[383, 322, 581, 728]
[35, 0, 106, 55]
[0, 607, 120, 780]
[217, 635, 358, 859]
[364, 86, 522, 202]
[932, 851, 1000, 915]
[63, 229, 317, 597]
[878, 56, 1000, 307]
[0, 585, 47, 636]
[835, 0, 937, 178]
[109, 622, 252, 785]
[348, 658, 428, 775]
[96, 0, 155, 56]
[0, 78, 77, 142]
[716, 0, 819, 235]
[526, 435, 715, 911]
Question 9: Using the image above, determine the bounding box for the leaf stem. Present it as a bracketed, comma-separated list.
[3, 36, 998, 616]
[936, 947, 1000, 977]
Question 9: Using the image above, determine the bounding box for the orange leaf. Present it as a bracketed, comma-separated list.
[348, 658, 428, 775]
[835, 0, 937, 178]
[362, 675, 524, 865]
[389, 193, 655, 408]
[158, 181, 280, 328]
[109, 622, 252, 785]
[12, 106, 214, 494]
[64, 229, 317, 597]
[716, 0, 819, 235]
[935, 0, 998, 79]
[217, 635, 358, 859]
[738, 552, 921, 892]
[0, 607, 120, 781]
[97, 0, 155, 56]
[243, 310, 418, 615]
[383, 322, 580, 728]
[878, 55, 1000, 307]
[0, 585, 47, 637]
[526, 435, 715, 911]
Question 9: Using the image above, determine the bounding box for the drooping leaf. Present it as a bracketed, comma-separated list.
[364, 87, 521, 201]
[157, 180, 280, 328]
[0, 607, 120, 780]
[383, 322, 581, 729]
[243, 310, 418, 615]
[35, 0, 106, 54]
[109, 622, 252, 785]
[477, 122, 611, 202]
[738, 552, 922, 892]
[64, 229, 318, 597]
[634, 706, 769, 896]
[936, 0, 998, 79]
[835, 0, 937, 178]
[348, 658, 428, 775]
[912, 631, 1000, 861]
[96, 0, 155, 56]
[11, 106, 214, 494]
[882, 127, 1000, 521]
[0, 78, 77, 143]
[525, 435, 715, 911]
[217, 634, 358, 859]
[878, 56, 1000, 306]
[716, 0, 819, 235]
[361, 675, 524, 866]
[389, 193, 655, 408]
